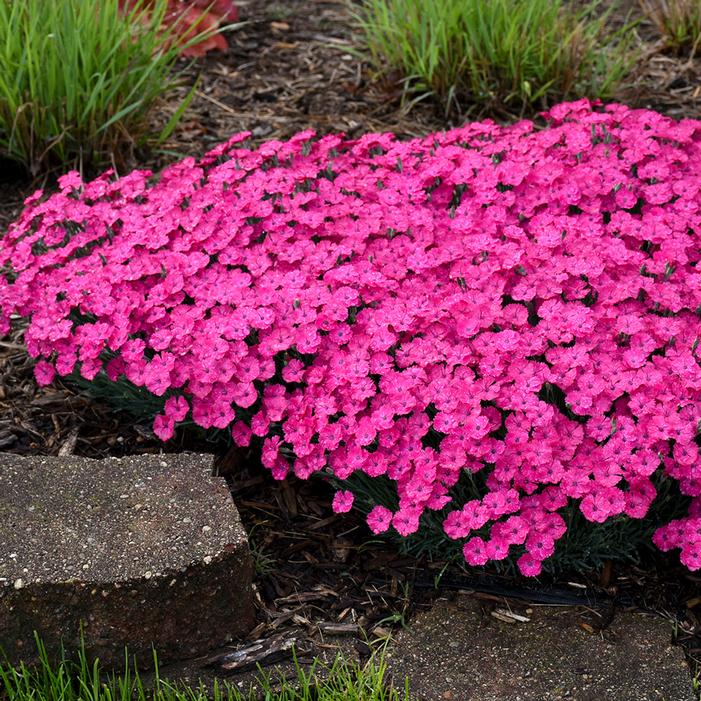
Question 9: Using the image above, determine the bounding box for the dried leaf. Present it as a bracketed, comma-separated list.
[317, 622, 359, 635]
[206, 635, 299, 672]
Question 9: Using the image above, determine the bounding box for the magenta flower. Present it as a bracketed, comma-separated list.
[332, 490, 355, 513]
[367, 505, 393, 534]
[3, 99, 701, 573]
[34, 360, 56, 386]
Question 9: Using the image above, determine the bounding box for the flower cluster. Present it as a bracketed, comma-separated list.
[2, 100, 701, 574]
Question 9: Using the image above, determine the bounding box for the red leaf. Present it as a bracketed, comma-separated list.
[115, 0, 236, 56]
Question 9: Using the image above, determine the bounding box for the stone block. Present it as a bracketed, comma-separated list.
[0, 453, 255, 666]
[388, 594, 695, 701]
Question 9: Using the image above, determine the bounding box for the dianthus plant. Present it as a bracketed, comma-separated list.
[2, 100, 700, 575]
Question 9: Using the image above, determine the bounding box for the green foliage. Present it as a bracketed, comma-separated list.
[67, 369, 171, 426]
[0, 636, 410, 701]
[0, 0, 209, 176]
[639, 0, 701, 55]
[340, 469, 690, 576]
[66, 369, 230, 447]
[352, 0, 637, 117]
[253, 652, 410, 701]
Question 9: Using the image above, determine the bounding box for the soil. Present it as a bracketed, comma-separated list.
[1, 0, 701, 683]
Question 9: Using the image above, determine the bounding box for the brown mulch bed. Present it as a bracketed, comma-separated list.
[158, 0, 442, 161]
[1, 0, 701, 679]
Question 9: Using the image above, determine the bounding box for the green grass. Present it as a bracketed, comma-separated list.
[639, 0, 701, 55]
[0, 0, 216, 176]
[0, 637, 410, 701]
[352, 0, 637, 117]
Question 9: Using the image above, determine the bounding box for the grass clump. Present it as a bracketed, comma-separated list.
[0, 0, 211, 176]
[352, 0, 636, 117]
[0, 637, 409, 701]
[639, 0, 701, 55]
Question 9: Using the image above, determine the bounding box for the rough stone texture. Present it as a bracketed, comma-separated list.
[0, 452, 255, 667]
[388, 595, 695, 701]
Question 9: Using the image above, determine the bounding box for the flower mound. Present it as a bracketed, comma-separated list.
[2, 100, 700, 575]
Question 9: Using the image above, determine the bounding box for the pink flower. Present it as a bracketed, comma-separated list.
[367, 505, 393, 534]
[231, 421, 252, 447]
[392, 507, 421, 536]
[332, 490, 355, 513]
[463, 537, 489, 566]
[153, 414, 175, 441]
[34, 360, 55, 386]
[486, 538, 510, 561]
[517, 552, 543, 577]
[164, 395, 189, 422]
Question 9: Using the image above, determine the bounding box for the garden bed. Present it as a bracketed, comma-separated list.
[2, 0, 701, 461]
[1, 0, 701, 689]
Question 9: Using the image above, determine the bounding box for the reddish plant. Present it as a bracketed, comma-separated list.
[118, 0, 238, 57]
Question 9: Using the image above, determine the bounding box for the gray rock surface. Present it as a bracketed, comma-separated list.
[388, 595, 695, 701]
[0, 452, 255, 666]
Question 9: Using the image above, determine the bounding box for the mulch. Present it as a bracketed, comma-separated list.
[1, 0, 701, 681]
